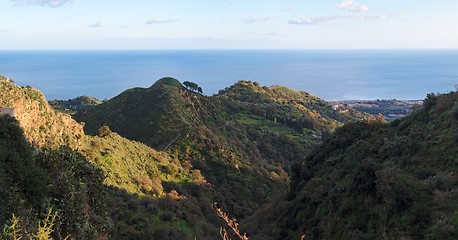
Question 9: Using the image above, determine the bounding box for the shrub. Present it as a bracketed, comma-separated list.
[451, 101, 458, 122]
[97, 125, 112, 137]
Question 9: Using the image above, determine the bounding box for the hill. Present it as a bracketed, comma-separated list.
[0, 77, 367, 239]
[4, 75, 457, 239]
[0, 80, 224, 239]
[250, 92, 458, 239]
[49, 95, 102, 114]
[74, 78, 366, 223]
[0, 83, 84, 149]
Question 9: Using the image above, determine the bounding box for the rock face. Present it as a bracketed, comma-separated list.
[0, 82, 84, 149]
[0, 75, 13, 83]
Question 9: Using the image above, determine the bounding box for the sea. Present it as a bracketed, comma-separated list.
[1, 50, 457, 101]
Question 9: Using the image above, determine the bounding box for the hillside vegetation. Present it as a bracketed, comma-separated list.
[0, 115, 108, 239]
[7, 76, 454, 240]
[6, 77, 362, 239]
[75, 77, 366, 225]
[0, 81, 222, 239]
[250, 92, 458, 239]
[49, 95, 101, 115]
[0, 83, 84, 149]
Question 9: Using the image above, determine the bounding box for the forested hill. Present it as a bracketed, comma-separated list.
[74, 77, 366, 222]
[75, 78, 366, 175]
[250, 92, 458, 239]
[0, 80, 233, 239]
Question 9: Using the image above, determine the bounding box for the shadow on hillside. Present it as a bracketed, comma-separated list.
[105, 183, 227, 240]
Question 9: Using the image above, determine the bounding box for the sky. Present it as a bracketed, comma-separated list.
[0, 0, 458, 49]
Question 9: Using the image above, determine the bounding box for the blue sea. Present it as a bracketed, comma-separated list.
[1, 50, 457, 101]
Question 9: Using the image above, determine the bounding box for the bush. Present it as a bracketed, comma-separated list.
[97, 125, 112, 137]
[451, 102, 458, 122]
[423, 93, 437, 110]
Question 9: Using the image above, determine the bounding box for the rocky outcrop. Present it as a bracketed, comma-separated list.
[0, 75, 14, 83]
[0, 82, 84, 149]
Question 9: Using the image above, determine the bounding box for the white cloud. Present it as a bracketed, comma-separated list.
[289, 16, 342, 25]
[145, 19, 177, 24]
[289, 1, 385, 26]
[337, 0, 353, 9]
[337, 0, 369, 12]
[11, 0, 71, 8]
[88, 22, 107, 28]
[359, 14, 387, 20]
[242, 17, 273, 23]
[289, 14, 387, 25]
[245, 31, 285, 36]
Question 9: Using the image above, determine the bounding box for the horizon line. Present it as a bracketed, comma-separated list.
[1, 48, 458, 51]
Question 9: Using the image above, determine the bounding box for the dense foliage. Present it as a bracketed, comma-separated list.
[8, 76, 456, 240]
[0, 115, 47, 223]
[250, 91, 458, 239]
[74, 78, 364, 230]
[0, 116, 108, 239]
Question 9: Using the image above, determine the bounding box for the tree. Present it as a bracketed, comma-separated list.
[188, 82, 198, 91]
[183, 81, 191, 90]
[182, 81, 202, 93]
[97, 125, 112, 137]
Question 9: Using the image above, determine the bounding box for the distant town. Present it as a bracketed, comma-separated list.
[329, 99, 424, 121]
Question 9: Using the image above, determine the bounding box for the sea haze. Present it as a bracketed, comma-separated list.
[0, 50, 457, 101]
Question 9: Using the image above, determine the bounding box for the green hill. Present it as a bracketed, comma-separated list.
[251, 92, 458, 239]
[0, 80, 222, 239]
[49, 95, 102, 114]
[4, 75, 457, 239]
[1, 76, 370, 240]
[0, 82, 85, 149]
[75, 78, 366, 222]
[0, 115, 108, 239]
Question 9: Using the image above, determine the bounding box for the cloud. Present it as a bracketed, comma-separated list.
[245, 31, 285, 36]
[11, 0, 71, 8]
[289, 14, 386, 25]
[88, 22, 107, 28]
[241, 17, 273, 23]
[145, 19, 177, 24]
[289, 1, 385, 25]
[359, 14, 387, 20]
[336, 0, 369, 12]
[289, 16, 342, 25]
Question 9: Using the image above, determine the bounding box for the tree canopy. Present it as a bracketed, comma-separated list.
[183, 81, 203, 93]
